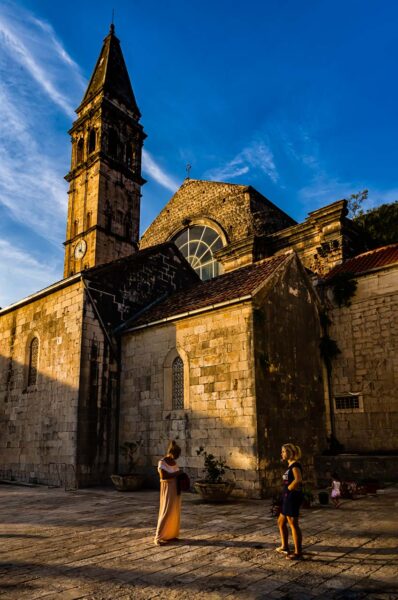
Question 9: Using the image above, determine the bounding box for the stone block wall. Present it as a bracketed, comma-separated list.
[262, 200, 354, 276]
[76, 294, 117, 486]
[328, 267, 398, 451]
[0, 280, 84, 486]
[253, 255, 326, 495]
[120, 303, 260, 497]
[140, 179, 295, 250]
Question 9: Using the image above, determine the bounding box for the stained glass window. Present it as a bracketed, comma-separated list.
[28, 337, 39, 387]
[172, 225, 223, 280]
[172, 356, 184, 410]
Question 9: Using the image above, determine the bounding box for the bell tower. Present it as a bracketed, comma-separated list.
[64, 25, 146, 277]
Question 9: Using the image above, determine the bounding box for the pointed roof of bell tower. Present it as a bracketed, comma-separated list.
[78, 24, 141, 117]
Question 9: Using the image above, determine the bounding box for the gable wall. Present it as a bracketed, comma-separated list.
[253, 256, 326, 494]
[328, 266, 398, 451]
[0, 281, 84, 487]
[120, 302, 260, 497]
[140, 180, 293, 250]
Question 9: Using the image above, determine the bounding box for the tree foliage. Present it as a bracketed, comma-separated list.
[354, 200, 398, 248]
[346, 189, 368, 219]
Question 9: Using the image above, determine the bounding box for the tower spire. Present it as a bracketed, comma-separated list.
[110, 8, 115, 34]
[78, 23, 140, 117]
[63, 28, 146, 277]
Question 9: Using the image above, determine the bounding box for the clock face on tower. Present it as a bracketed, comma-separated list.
[74, 239, 87, 259]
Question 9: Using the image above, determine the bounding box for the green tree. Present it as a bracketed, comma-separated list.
[354, 200, 398, 248]
[346, 189, 368, 218]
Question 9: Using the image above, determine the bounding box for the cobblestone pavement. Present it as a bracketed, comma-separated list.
[1, 484, 397, 600]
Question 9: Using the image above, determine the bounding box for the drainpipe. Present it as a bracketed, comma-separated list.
[113, 337, 122, 476]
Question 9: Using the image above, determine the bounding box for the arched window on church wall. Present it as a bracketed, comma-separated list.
[172, 356, 184, 410]
[88, 129, 96, 154]
[86, 212, 92, 229]
[27, 337, 39, 387]
[172, 224, 224, 281]
[76, 138, 84, 164]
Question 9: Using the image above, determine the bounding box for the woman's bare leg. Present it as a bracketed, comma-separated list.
[287, 516, 302, 555]
[277, 514, 289, 550]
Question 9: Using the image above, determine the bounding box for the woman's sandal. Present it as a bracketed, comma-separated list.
[286, 553, 303, 560]
[275, 546, 289, 554]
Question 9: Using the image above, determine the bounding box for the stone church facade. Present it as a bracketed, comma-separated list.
[0, 26, 396, 495]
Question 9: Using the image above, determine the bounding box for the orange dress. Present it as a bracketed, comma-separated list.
[154, 459, 181, 544]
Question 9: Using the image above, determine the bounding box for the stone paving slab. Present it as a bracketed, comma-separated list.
[1, 484, 398, 599]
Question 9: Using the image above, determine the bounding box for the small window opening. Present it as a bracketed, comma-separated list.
[73, 220, 79, 237]
[86, 212, 92, 229]
[27, 337, 39, 387]
[88, 129, 96, 154]
[172, 356, 184, 410]
[335, 395, 360, 410]
[76, 138, 84, 163]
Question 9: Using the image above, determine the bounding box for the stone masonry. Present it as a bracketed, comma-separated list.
[120, 302, 259, 496]
[120, 254, 326, 497]
[328, 265, 398, 451]
[0, 279, 85, 486]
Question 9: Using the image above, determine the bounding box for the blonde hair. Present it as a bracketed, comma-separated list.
[282, 443, 302, 460]
[167, 440, 181, 459]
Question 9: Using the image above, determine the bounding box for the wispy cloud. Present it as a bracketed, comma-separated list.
[282, 127, 374, 212]
[0, 5, 81, 117]
[142, 149, 179, 192]
[0, 2, 89, 242]
[0, 239, 60, 308]
[0, 88, 67, 246]
[205, 141, 279, 183]
[0, 2, 178, 236]
[0, 2, 183, 305]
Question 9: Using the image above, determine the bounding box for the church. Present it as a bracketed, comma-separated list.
[1, 26, 397, 496]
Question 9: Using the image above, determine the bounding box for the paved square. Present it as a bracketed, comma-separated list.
[1, 484, 397, 599]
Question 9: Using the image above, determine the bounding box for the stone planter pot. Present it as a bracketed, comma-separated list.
[194, 481, 235, 502]
[110, 474, 145, 492]
[318, 491, 329, 505]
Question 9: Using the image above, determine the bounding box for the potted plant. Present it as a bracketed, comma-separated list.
[318, 491, 329, 505]
[111, 440, 145, 492]
[193, 446, 235, 501]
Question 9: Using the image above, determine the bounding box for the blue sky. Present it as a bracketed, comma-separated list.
[1, 0, 398, 307]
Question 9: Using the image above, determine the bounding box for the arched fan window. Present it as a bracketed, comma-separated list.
[27, 337, 39, 387]
[172, 356, 184, 410]
[172, 225, 223, 280]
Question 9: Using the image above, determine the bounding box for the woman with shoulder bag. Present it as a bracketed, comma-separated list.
[154, 440, 183, 546]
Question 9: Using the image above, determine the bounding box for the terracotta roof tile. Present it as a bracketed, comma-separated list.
[325, 244, 398, 280]
[128, 253, 289, 329]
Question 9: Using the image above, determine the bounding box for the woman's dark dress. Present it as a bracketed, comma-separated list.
[281, 461, 303, 517]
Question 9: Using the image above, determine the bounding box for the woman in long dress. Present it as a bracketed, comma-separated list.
[154, 440, 182, 546]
